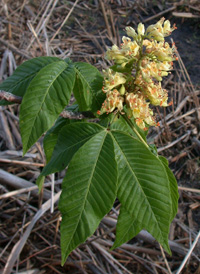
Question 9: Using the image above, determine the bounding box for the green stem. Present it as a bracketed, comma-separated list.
[132, 38, 144, 91]
[121, 113, 149, 150]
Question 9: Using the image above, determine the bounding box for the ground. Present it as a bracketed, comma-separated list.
[0, 1, 200, 273]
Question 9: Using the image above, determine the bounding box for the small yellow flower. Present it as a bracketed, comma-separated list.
[145, 17, 177, 42]
[143, 40, 176, 62]
[102, 69, 126, 93]
[126, 93, 156, 130]
[134, 75, 169, 107]
[125, 26, 136, 38]
[141, 60, 163, 81]
[106, 45, 127, 64]
[106, 36, 140, 67]
[146, 82, 168, 106]
[121, 37, 140, 57]
[98, 89, 124, 115]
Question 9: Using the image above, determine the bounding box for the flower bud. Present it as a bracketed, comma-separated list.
[119, 85, 126, 95]
[125, 26, 136, 38]
[137, 23, 145, 35]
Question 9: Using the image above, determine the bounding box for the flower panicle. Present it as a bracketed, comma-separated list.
[98, 18, 177, 130]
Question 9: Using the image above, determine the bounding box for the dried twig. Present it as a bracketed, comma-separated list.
[0, 90, 22, 104]
[0, 37, 31, 59]
[172, 12, 200, 18]
[0, 91, 93, 120]
[0, 180, 62, 200]
[50, 0, 79, 43]
[143, 6, 176, 23]
[99, 0, 113, 42]
[159, 244, 172, 274]
[3, 191, 61, 274]
[176, 231, 200, 274]
[157, 131, 191, 152]
[0, 158, 44, 167]
[0, 169, 51, 201]
[0, 106, 15, 149]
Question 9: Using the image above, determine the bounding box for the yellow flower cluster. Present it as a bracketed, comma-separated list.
[98, 18, 177, 130]
[97, 89, 124, 115]
[134, 75, 169, 107]
[126, 93, 156, 130]
[143, 40, 177, 62]
[106, 37, 140, 67]
[145, 17, 177, 42]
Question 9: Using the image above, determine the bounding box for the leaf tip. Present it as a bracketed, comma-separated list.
[61, 252, 69, 266]
[36, 175, 45, 193]
[22, 146, 28, 157]
[160, 240, 172, 256]
[110, 239, 120, 251]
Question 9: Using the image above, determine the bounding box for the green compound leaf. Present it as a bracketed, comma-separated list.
[19, 61, 75, 154]
[59, 130, 117, 265]
[0, 57, 61, 105]
[41, 122, 104, 176]
[111, 130, 174, 253]
[73, 62, 103, 111]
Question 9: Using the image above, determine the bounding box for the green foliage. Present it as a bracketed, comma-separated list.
[73, 62, 104, 111]
[0, 55, 179, 265]
[41, 123, 104, 176]
[59, 130, 117, 265]
[110, 115, 147, 141]
[0, 57, 60, 105]
[43, 117, 71, 164]
[159, 156, 179, 222]
[111, 131, 175, 253]
[19, 61, 75, 154]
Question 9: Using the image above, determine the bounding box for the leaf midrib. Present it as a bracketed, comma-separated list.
[112, 132, 165, 242]
[74, 66, 92, 91]
[26, 62, 68, 149]
[64, 130, 107, 256]
[1, 57, 60, 93]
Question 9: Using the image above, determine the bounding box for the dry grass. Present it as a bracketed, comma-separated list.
[0, 0, 200, 273]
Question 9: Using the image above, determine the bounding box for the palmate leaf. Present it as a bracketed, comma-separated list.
[73, 62, 103, 111]
[111, 130, 175, 253]
[59, 130, 117, 265]
[0, 57, 61, 105]
[19, 61, 75, 154]
[41, 122, 104, 176]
